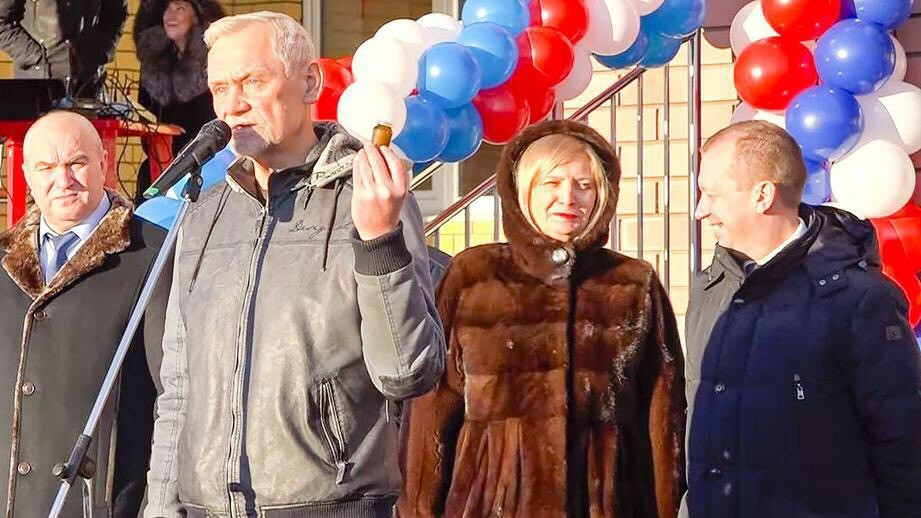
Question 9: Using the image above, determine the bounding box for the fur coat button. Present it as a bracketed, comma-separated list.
[551, 248, 570, 266]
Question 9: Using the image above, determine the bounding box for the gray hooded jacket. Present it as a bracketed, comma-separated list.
[144, 123, 445, 517]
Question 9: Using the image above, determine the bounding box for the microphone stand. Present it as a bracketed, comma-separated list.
[47, 169, 206, 518]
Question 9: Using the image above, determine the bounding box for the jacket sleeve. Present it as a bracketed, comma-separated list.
[845, 280, 921, 518]
[396, 258, 466, 518]
[144, 232, 189, 518]
[0, 0, 44, 68]
[113, 243, 173, 517]
[351, 193, 446, 400]
[638, 274, 688, 518]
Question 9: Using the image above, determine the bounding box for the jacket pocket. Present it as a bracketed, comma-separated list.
[318, 378, 351, 484]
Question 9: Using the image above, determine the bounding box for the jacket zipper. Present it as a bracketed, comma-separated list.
[794, 374, 805, 401]
[318, 380, 349, 484]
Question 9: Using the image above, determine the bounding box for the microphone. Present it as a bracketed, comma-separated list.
[143, 119, 232, 199]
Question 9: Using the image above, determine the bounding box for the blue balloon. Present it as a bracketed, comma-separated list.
[457, 23, 518, 89]
[394, 97, 450, 163]
[786, 86, 864, 163]
[639, 29, 683, 68]
[802, 160, 831, 205]
[412, 160, 436, 175]
[840, 0, 857, 19]
[461, 0, 530, 37]
[439, 104, 484, 163]
[814, 19, 895, 95]
[643, 0, 707, 39]
[854, 0, 912, 30]
[418, 43, 482, 110]
[136, 195, 183, 230]
[595, 30, 650, 70]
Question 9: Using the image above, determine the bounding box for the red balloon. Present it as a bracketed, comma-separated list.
[311, 58, 353, 121]
[762, 0, 841, 41]
[335, 55, 353, 71]
[516, 26, 575, 89]
[472, 82, 531, 144]
[734, 37, 817, 111]
[872, 216, 921, 327]
[528, 0, 590, 44]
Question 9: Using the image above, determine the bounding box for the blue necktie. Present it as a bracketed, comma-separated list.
[45, 231, 79, 284]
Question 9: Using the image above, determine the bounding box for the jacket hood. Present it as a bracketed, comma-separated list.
[133, 0, 225, 105]
[496, 119, 621, 283]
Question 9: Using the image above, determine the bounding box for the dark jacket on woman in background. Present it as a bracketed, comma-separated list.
[132, 0, 224, 202]
[399, 120, 687, 517]
[682, 205, 921, 518]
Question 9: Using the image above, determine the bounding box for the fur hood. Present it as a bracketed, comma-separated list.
[133, 0, 225, 106]
[497, 119, 621, 283]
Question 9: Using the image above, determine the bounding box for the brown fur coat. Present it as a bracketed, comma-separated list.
[398, 121, 687, 517]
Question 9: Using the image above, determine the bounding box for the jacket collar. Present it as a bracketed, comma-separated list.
[0, 190, 134, 302]
[496, 120, 621, 284]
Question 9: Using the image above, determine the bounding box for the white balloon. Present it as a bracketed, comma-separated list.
[875, 81, 921, 154]
[417, 13, 462, 45]
[337, 81, 407, 143]
[352, 36, 418, 97]
[582, 0, 641, 56]
[854, 93, 901, 149]
[377, 19, 430, 61]
[891, 35, 907, 83]
[729, 1, 777, 56]
[730, 102, 786, 128]
[628, 0, 665, 16]
[830, 140, 916, 219]
[556, 46, 594, 101]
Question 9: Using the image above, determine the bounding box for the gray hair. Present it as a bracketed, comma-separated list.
[203, 11, 316, 77]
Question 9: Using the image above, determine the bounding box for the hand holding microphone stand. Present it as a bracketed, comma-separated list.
[47, 119, 231, 518]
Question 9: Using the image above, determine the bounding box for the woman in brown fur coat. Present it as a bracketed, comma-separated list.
[398, 120, 687, 517]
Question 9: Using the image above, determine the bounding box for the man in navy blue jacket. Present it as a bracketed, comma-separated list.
[681, 120, 921, 518]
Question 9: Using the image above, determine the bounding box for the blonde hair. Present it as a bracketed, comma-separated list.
[703, 120, 806, 208]
[514, 134, 610, 241]
[203, 11, 316, 77]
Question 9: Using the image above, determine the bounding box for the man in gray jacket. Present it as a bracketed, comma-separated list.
[144, 11, 446, 518]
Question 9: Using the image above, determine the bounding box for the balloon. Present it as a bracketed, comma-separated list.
[524, 83, 555, 123]
[311, 58, 353, 121]
[581, 0, 641, 56]
[885, 203, 921, 271]
[853, 91, 901, 150]
[872, 214, 921, 326]
[640, 28, 683, 68]
[594, 28, 649, 69]
[830, 140, 915, 219]
[393, 97, 450, 163]
[376, 19, 430, 61]
[417, 42, 483, 109]
[517, 26, 575, 87]
[730, 102, 786, 128]
[786, 86, 863, 162]
[528, 0, 590, 44]
[761, 0, 840, 41]
[734, 37, 817, 111]
[337, 81, 407, 142]
[457, 23, 519, 89]
[417, 13, 463, 45]
[853, 0, 913, 31]
[556, 46, 594, 101]
[440, 104, 484, 162]
[891, 35, 907, 83]
[472, 81, 531, 144]
[643, 0, 707, 39]
[802, 160, 831, 205]
[135, 196, 182, 230]
[352, 36, 418, 96]
[875, 81, 921, 154]
[814, 19, 895, 95]
[461, 0, 531, 37]
[629, 0, 665, 16]
[336, 56, 353, 70]
[729, 1, 778, 56]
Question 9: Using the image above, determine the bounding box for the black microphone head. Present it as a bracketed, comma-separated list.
[201, 118, 232, 148]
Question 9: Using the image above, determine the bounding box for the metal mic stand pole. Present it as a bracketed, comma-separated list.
[47, 171, 205, 518]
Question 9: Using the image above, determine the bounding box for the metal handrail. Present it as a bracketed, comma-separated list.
[424, 66, 648, 237]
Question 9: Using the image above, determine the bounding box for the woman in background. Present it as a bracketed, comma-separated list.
[132, 0, 224, 202]
[399, 119, 687, 517]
